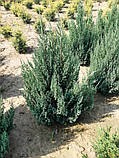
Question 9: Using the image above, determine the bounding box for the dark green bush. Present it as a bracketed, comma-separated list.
[93, 127, 119, 158]
[0, 98, 14, 158]
[88, 23, 119, 95]
[68, 2, 96, 66]
[22, 27, 94, 126]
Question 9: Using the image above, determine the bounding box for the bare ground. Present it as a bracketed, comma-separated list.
[0, 2, 119, 158]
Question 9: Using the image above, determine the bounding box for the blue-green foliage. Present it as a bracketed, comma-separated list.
[68, 2, 119, 67]
[22, 28, 94, 125]
[68, 3, 96, 66]
[0, 99, 14, 158]
[95, 3, 119, 41]
[88, 5, 119, 95]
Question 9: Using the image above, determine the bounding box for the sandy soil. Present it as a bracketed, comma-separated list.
[0, 2, 119, 158]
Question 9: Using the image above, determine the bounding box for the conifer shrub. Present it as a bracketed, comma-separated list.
[18, 9, 32, 23]
[84, 0, 93, 16]
[34, 17, 46, 34]
[95, 3, 119, 41]
[23, 0, 33, 9]
[60, 16, 69, 29]
[3, 0, 11, 10]
[43, 7, 55, 21]
[41, 0, 49, 7]
[35, 5, 45, 14]
[0, 24, 13, 38]
[34, 0, 40, 4]
[66, 7, 75, 19]
[15, 0, 24, 3]
[87, 25, 119, 95]
[11, 3, 31, 23]
[87, 4, 119, 95]
[67, 2, 119, 67]
[22, 27, 95, 126]
[68, 2, 96, 66]
[66, 0, 79, 19]
[102, 8, 111, 17]
[62, 0, 69, 3]
[0, 14, 2, 25]
[12, 30, 27, 53]
[0, 98, 14, 158]
[53, 0, 64, 12]
[10, 3, 22, 17]
[0, 0, 2, 6]
[20, 11, 31, 23]
[68, 0, 80, 12]
[92, 127, 119, 158]
[108, 0, 115, 8]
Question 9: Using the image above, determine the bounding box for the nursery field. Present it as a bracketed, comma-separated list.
[0, 0, 119, 158]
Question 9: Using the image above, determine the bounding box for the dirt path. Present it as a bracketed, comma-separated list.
[0, 2, 119, 158]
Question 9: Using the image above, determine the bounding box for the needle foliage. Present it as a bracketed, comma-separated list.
[22, 27, 94, 125]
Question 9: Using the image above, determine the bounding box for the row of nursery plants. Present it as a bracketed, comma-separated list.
[0, 0, 32, 23]
[0, 15, 48, 53]
[10, 3, 32, 23]
[35, 0, 81, 20]
[0, 15, 46, 53]
[1, 0, 117, 54]
[0, 23, 27, 53]
[0, 0, 91, 21]
[1, 0, 116, 23]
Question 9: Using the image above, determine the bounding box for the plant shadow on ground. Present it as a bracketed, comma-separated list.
[78, 93, 119, 124]
[0, 55, 6, 66]
[25, 46, 35, 54]
[0, 74, 24, 99]
[5, 92, 119, 158]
